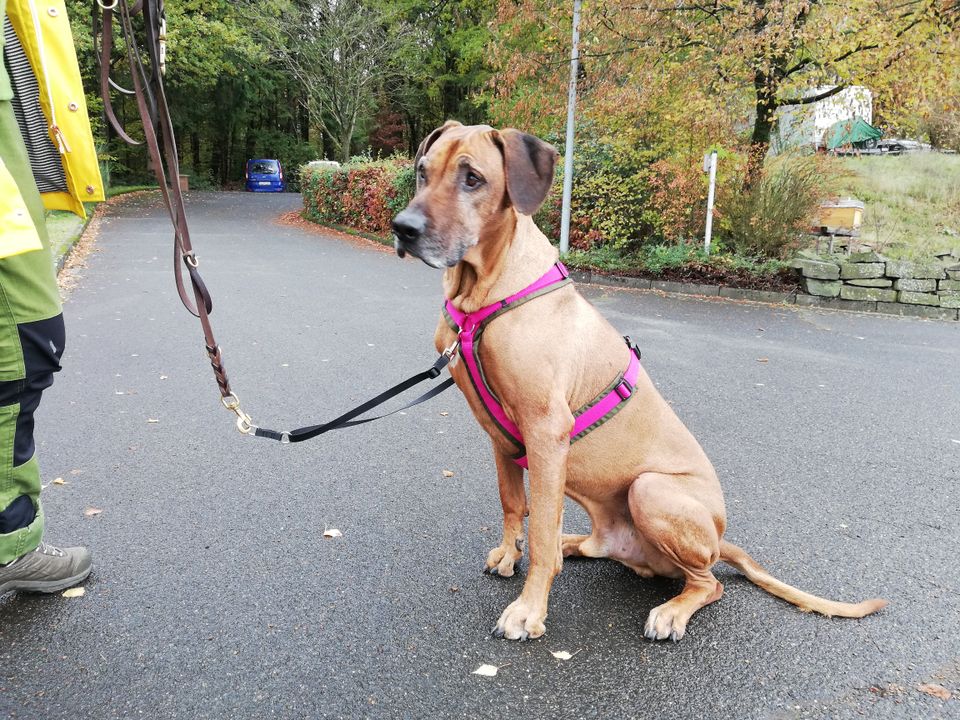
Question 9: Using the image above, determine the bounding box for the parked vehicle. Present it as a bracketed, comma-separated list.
[245, 159, 285, 192]
[875, 139, 930, 155]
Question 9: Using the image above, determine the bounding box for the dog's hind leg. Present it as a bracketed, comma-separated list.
[561, 534, 595, 557]
[628, 472, 726, 641]
[484, 446, 528, 577]
[560, 502, 614, 559]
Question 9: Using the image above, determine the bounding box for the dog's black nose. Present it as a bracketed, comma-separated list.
[392, 210, 426, 243]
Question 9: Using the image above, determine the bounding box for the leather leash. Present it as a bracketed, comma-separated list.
[94, 0, 455, 441]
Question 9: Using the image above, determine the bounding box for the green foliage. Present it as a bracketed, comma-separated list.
[105, 184, 158, 198]
[639, 243, 707, 273]
[536, 130, 658, 251]
[721, 154, 843, 259]
[564, 242, 789, 279]
[387, 164, 416, 217]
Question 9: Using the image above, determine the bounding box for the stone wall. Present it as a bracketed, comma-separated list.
[793, 250, 960, 320]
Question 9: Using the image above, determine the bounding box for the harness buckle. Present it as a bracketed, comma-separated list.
[624, 335, 642, 360]
[442, 339, 461, 358]
[441, 339, 461, 369]
[615, 379, 633, 401]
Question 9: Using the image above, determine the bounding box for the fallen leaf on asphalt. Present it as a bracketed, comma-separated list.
[322, 528, 342, 539]
[551, 650, 581, 660]
[449, 586, 459, 593]
[52, 478, 67, 486]
[147, 418, 159, 423]
[83, 507, 103, 518]
[439, 411, 449, 417]
[62, 587, 85, 598]
[472, 664, 501, 677]
[442, 470, 455, 478]
[756, 358, 769, 363]
[918, 683, 952, 700]
[159, 375, 168, 380]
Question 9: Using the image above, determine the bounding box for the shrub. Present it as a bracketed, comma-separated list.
[646, 157, 709, 244]
[300, 155, 413, 237]
[924, 110, 960, 152]
[721, 153, 844, 258]
[536, 134, 657, 252]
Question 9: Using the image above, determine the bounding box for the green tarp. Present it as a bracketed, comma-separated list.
[826, 117, 882, 150]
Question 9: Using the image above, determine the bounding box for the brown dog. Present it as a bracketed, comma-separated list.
[392, 121, 887, 641]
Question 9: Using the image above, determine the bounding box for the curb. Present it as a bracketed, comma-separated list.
[571, 269, 960, 321]
[54, 210, 96, 276]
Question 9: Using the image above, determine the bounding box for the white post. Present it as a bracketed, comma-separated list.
[704, 150, 718, 255]
[559, 0, 581, 256]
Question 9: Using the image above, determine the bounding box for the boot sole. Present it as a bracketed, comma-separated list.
[0, 565, 92, 595]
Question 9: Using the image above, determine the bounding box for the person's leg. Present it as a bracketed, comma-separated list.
[0, 98, 89, 590]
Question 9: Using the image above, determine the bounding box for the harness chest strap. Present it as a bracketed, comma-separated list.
[443, 262, 642, 469]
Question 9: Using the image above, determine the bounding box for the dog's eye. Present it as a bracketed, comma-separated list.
[464, 171, 484, 189]
[418, 166, 427, 184]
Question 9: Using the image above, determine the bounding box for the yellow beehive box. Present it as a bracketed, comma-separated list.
[815, 197, 864, 235]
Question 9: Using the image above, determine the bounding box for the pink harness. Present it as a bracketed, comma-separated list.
[443, 262, 642, 468]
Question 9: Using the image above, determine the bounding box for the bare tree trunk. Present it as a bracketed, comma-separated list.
[339, 122, 353, 164]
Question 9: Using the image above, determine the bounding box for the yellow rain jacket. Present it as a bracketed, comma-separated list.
[1, 0, 103, 258]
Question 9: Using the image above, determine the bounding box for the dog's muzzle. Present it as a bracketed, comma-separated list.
[392, 210, 427, 259]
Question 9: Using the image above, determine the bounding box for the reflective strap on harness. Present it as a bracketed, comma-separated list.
[444, 263, 642, 468]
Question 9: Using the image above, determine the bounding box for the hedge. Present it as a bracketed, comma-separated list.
[300, 157, 415, 237]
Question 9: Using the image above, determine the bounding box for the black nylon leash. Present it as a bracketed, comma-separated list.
[254, 352, 457, 443]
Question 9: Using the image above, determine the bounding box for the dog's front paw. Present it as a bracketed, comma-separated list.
[484, 539, 523, 578]
[492, 597, 546, 641]
[643, 602, 691, 642]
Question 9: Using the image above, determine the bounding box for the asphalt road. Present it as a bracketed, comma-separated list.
[2, 191, 958, 720]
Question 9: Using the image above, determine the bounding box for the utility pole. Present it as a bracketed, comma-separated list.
[559, 0, 581, 256]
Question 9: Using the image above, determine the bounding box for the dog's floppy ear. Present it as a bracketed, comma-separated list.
[496, 129, 559, 216]
[415, 120, 463, 167]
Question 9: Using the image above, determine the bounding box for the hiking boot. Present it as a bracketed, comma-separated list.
[0, 542, 92, 595]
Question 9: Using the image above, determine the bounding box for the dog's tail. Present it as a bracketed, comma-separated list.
[719, 541, 887, 618]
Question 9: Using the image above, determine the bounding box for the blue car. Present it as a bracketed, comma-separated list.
[245, 158, 285, 192]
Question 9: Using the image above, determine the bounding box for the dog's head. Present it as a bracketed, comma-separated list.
[391, 121, 558, 268]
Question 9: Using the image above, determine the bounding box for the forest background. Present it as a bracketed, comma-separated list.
[70, 0, 960, 276]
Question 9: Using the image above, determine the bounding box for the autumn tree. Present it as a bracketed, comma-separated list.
[492, 0, 960, 180]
